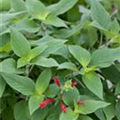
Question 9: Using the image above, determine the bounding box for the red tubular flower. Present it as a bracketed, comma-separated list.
[77, 100, 86, 105]
[60, 102, 67, 113]
[71, 81, 77, 87]
[53, 76, 61, 87]
[39, 98, 54, 109]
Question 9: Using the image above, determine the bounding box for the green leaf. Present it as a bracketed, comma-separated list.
[0, 76, 6, 98]
[12, 19, 40, 33]
[0, 0, 11, 11]
[0, 11, 26, 25]
[90, 47, 120, 68]
[58, 62, 78, 71]
[26, 0, 49, 20]
[116, 100, 120, 120]
[27, 46, 48, 61]
[1, 73, 35, 95]
[17, 46, 47, 68]
[17, 57, 29, 68]
[78, 115, 93, 120]
[47, 114, 59, 120]
[11, 0, 26, 11]
[35, 69, 52, 94]
[63, 87, 80, 106]
[45, 15, 67, 27]
[54, 45, 70, 59]
[0, 58, 24, 74]
[47, 0, 78, 15]
[54, 23, 82, 39]
[14, 101, 30, 120]
[10, 28, 31, 57]
[31, 56, 58, 67]
[59, 107, 79, 120]
[75, 100, 110, 114]
[101, 65, 120, 84]
[103, 104, 115, 120]
[31, 36, 67, 56]
[91, 0, 111, 29]
[28, 94, 44, 115]
[82, 72, 103, 99]
[45, 84, 60, 98]
[69, 45, 91, 67]
[31, 107, 48, 120]
[115, 81, 120, 95]
[1, 107, 14, 120]
[108, 19, 120, 33]
[95, 109, 106, 120]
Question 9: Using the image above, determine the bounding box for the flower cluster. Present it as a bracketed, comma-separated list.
[39, 76, 85, 113]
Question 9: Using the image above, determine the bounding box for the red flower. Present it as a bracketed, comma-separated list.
[71, 81, 77, 87]
[77, 100, 86, 105]
[53, 76, 61, 87]
[39, 98, 54, 109]
[60, 102, 67, 113]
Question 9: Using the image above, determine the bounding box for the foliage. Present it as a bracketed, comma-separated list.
[0, 0, 120, 120]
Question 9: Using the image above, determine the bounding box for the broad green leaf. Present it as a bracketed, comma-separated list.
[28, 94, 44, 115]
[115, 64, 120, 72]
[47, 114, 59, 120]
[11, 0, 26, 11]
[116, 100, 120, 120]
[95, 109, 106, 120]
[59, 107, 79, 120]
[90, 47, 120, 68]
[0, 11, 26, 25]
[101, 65, 120, 84]
[78, 115, 93, 120]
[31, 36, 67, 56]
[115, 81, 120, 95]
[47, 0, 78, 15]
[58, 62, 78, 71]
[54, 45, 70, 59]
[31, 56, 58, 67]
[75, 100, 110, 114]
[85, 27, 98, 47]
[14, 101, 30, 120]
[26, 0, 49, 20]
[17, 46, 47, 68]
[91, 0, 111, 29]
[69, 45, 91, 67]
[0, 0, 11, 11]
[82, 72, 103, 99]
[0, 42, 11, 53]
[0, 99, 6, 114]
[108, 19, 120, 33]
[67, 4, 80, 22]
[54, 23, 82, 39]
[45, 15, 67, 27]
[0, 58, 24, 74]
[10, 28, 31, 57]
[35, 69, 51, 94]
[31, 107, 48, 120]
[1, 73, 35, 95]
[45, 84, 60, 98]
[103, 105, 115, 120]
[12, 19, 40, 33]
[63, 87, 80, 106]
[27, 46, 47, 61]
[17, 57, 29, 68]
[90, 21, 106, 31]
[1, 107, 14, 120]
[0, 76, 6, 98]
